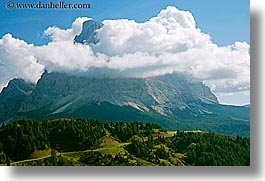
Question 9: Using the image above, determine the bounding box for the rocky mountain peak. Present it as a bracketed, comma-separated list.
[74, 20, 104, 44]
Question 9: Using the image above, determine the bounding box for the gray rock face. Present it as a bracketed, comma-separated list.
[0, 72, 219, 123]
[0, 79, 35, 123]
[145, 74, 218, 117]
[74, 20, 103, 44]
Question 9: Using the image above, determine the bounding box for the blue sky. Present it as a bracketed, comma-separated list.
[0, 0, 249, 46]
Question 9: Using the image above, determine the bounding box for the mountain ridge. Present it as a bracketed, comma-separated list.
[0, 71, 249, 136]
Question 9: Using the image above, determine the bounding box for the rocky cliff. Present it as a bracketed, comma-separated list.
[0, 72, 250, 136]
[8, 72, 218, 118]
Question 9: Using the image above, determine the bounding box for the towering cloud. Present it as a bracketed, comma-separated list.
[0, 34, 44, 89]
[0, 6, 250, 98]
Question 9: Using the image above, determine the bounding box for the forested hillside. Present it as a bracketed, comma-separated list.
[0, 119, 250, 166]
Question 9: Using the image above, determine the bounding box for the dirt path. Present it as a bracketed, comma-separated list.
[10, 155, 51, 165]
[60, 142, 130, 156]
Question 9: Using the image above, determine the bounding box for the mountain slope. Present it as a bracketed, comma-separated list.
[0, 72, 249, 136]
[0, 79, 35, 123]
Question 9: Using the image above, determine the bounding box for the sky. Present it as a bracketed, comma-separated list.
[0, 0, 250, 105]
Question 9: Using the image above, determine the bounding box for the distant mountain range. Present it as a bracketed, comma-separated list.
[0, 20, 250, 136]
[0, 71, 250, 136]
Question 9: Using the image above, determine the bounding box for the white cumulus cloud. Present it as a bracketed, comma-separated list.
[44, 17, 91, 42]
[0, 34, 44, 89]
[0, 6, 250, 98]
